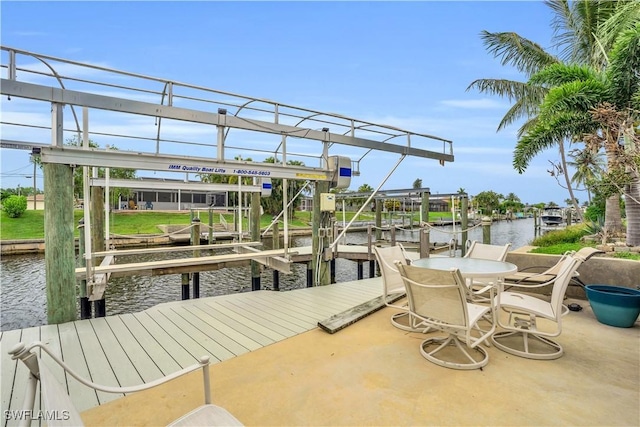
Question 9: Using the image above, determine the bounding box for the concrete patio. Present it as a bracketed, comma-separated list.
[82, 297, 639, 426]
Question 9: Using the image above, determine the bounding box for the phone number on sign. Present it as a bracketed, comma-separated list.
[232, 170, 271, 176]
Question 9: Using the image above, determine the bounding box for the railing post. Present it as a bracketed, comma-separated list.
[482, 216, 492, 244]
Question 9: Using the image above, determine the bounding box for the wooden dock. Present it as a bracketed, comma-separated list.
[1, 277, 387, 426]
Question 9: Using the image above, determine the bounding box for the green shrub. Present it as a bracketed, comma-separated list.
[530, 243, 586, 255]
[584, 204, 604, 222]
[531, 224, 589, 247]
[2, 195, 28, 218]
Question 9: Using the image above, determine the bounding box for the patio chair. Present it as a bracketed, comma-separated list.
[8, 341, 243, 427]
[396, 263, 495, 370]
[491, 252, 585, 360]
[463, 241, 512, 300]
[464, 240, 512, 262]
[503, 246, 603, 288]
[373, 244, 425, 332]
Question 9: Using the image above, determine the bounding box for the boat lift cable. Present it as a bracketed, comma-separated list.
[329, 154, 406, 250]
[262, 180, 311, 237]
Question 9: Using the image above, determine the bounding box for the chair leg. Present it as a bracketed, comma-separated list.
[390, 312, 430, 333]
[491, 331, 563, 360]
[419, 335, 489, 370]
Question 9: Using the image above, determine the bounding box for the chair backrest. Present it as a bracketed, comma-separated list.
[574, 246, 604, 262]
[544, 247, 603, 276]
[373, 244, 409, 296]
[549, 254, 584, 316]
[397, 263, 468, 327]
[464, 241, 511, 262]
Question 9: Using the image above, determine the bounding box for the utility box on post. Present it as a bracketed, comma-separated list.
[260, 178, 272, 197]
[320, 193, 336, 212]
[329, 156, 351, 189]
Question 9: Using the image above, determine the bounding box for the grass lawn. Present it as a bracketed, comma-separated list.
[1, 209, 452, 240]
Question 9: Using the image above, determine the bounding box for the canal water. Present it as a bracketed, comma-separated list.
[1, 218, 537, 331]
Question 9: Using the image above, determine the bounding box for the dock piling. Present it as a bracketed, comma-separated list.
[191, 218, 201, 298]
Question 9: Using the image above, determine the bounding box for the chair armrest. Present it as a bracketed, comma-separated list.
[12, 342, 210, 397]
[499, 278, 556, 291]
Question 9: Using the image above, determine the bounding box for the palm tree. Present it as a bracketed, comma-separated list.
[468, 1, 639, 224]
[567, 147, 605, 203]
[412, 178, 423, 189]
[516, 23, 640, 244]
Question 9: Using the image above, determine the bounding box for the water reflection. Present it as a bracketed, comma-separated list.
[1, 219, 536, 331]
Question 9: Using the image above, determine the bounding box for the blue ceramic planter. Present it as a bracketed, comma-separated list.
[585, 285, 640, 328]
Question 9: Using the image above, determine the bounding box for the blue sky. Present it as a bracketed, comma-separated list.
[1, 1, 579, 206]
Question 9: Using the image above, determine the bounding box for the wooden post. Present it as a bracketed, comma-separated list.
[390, 226, 396, 246]
[208, 207, 214, 244]
[77, 219, 91, 319]
[306, 262, 313, 288]
[375, 199, 382, 241]
[312, 181, 330, 286]
[357, 261, 363, 280]
[420, 224, 430, 258]
[369, 260, 375, 278]
[460, 195, 469, 256]
[44, 162, 77, 324]
[566, 210, 572, 226]
[250, 192, 261, 291]
[181, 273, 190, 300]
[90, 185, 106, 317]
[421, 191, 430, 226]
[330, 259, 336, 284]
[482, 216, 492, 244]
[191, 217, 201, 298]
[272, 221, 280, 291]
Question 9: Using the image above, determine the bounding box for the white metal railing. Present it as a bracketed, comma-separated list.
[1, 45, 453, 171]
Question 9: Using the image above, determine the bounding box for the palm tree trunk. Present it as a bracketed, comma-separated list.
[604, 144, 624, 236]
[559, 140, 583, 222]
[624, 171, 640, 247]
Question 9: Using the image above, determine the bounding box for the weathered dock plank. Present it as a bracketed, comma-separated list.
[128, 312, 197, 368]
[199, 300, 287, 343]
[73, 320, 124, 406]
[179, 304, 265, 351]
[144, 308, 233, 362]
[114, 313, 182, 375]
[165, 306, 252, 356]
[56, 322, 99, 412]
[89, 317, 148, 386]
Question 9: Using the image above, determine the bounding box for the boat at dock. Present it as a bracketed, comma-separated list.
[541, 206, 565, 226]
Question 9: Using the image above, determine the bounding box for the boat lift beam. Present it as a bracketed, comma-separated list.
[90, 178, 264, 193]
[39, 146, 331, 180]
[0, 78, 454, 164]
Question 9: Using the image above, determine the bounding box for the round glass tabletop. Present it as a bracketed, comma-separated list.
[411, 257, 518, 278]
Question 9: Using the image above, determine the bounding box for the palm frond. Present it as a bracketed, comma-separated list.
[540, 80, 609, 118]
[607, 22, 640, 110]
[479, 31, 559, 76]
[513, 111, 595, 173]
[529, 63, 601, 87]
[597, 1, 640, 65]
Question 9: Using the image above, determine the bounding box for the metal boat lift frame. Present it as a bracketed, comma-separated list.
[0, 46, 454, 323]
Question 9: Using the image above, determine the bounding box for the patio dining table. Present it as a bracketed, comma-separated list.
[411, 257, 518, 280]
